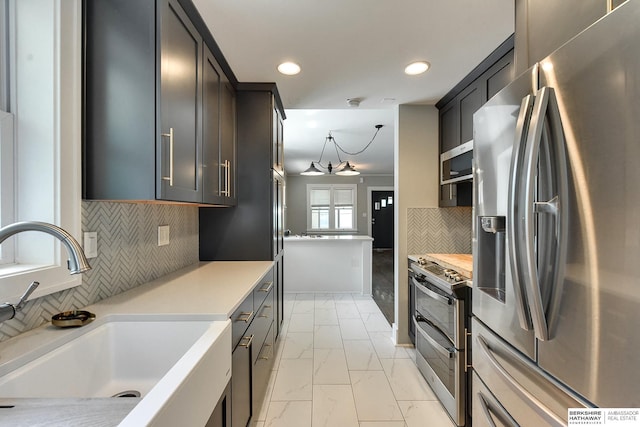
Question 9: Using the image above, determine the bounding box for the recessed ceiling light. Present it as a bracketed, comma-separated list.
[278, 62, 301, 75]
[404, 61, 430, 75]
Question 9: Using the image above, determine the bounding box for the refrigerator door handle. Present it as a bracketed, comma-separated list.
[476, 335, 565, 426]
[477, 394, 498, 427]
[507, 94, 535, 331]
[521, 86, 569, 341]
[521, 87, 551, 341]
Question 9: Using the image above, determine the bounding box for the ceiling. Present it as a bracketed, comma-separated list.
[192, 0, 515, 175]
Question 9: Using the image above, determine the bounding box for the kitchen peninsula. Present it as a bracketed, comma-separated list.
[284, 235, 373, 294]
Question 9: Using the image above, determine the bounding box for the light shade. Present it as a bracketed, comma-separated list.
[300, 162, 324, 176]
[404, 61, 430, 75]
[277, 62, 301, 75]
[335, 161, 359, 176]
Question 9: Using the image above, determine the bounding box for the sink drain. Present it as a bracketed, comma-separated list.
[112, 390, 141, 398]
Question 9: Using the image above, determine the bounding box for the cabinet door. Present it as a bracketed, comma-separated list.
[206, 381, 231, 427]
[439, 100, 459, 153]
[220, 77, 236, 205]
[272, 102, 284, 176]
[159, 0, 202, 202]
[439, 183, 457, 207]
[484, 50, 514, 102]
[202, 44, 222, 204]
[458, 82, 482, 145]
[231, 332, 254, 427]
[272, 172, 284, 257]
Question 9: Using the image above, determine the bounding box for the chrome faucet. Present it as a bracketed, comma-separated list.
[0, 221, 91, 322]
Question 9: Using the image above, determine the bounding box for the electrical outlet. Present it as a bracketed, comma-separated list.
[83, 231, 98, 259]
[158, 225, 170, 246]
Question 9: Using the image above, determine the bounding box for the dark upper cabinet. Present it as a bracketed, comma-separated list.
[436, 36, 514, 207]
[159, 0, 202, 203]
[484, 51, 515, 102]
[202, 45, 237, 205]
[439, 100, 459, 153]
[83, 0, 236, 205]
[458, 81, 482, 145]
[200, 86, 285, 261]
[219, 76, 237, 204]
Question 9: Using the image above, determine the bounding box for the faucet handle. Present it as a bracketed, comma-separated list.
[14, 281, 39, 310]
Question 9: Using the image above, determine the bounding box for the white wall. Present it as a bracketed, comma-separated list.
[394, 104, 439, 344]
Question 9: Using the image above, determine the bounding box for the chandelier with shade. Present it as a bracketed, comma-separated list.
[301, 124, 384, 176]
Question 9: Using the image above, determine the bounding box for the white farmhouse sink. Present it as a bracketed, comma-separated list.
[0, 314, 231, 426]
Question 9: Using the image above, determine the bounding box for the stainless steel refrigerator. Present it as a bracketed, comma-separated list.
[472, 1, 640, 425]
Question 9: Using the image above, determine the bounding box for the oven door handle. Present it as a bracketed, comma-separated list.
[414, 316, 456, 359]
[412, 278, 452, 305]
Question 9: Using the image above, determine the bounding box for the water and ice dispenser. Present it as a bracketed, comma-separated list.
[476, 216, 506, 302]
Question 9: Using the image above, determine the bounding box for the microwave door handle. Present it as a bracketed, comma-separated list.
[508, 94, 535, 331]
[476, 336, 565, 426]
[533, 87, 569, 339]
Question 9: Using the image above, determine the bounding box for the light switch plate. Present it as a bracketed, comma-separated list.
[83, 231, 98, 259]
[158, 225, 170, 246]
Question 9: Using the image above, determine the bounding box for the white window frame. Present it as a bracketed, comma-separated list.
[306, 183, 357, 232]
[0, 0, 83, 302]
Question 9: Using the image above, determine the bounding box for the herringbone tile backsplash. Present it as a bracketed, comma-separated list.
[407, 207, 472, 254]
[0, 201, 199, 342]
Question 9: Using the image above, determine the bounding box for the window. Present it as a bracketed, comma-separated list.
[0, 0, 83, 302]
[307, 184, 357, 231]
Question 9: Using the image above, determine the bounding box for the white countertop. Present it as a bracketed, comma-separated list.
[0, 260, 273, 376]
[285, 235, 373, 241]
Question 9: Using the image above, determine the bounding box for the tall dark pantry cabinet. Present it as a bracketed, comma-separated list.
[199, 84, 285, 427]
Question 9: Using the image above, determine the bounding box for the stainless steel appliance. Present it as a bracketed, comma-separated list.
[441, 140, 473, 185]
[410, 258, 470, 426]
[473, 2, 640, 424]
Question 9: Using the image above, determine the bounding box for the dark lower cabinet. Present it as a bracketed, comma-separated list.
[231, 325, 255, 427]
[206, 381, 232, 427]
[230, 267, 277, 427]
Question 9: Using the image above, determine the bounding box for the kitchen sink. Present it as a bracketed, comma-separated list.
[0, 314, 231, 426]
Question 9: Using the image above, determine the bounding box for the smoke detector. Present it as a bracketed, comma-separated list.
[347, 98, 361, 108]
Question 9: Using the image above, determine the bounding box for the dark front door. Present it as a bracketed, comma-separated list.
[371, 191, 394, 249]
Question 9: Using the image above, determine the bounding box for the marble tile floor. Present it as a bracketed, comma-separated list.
[251, 292, 455, 427]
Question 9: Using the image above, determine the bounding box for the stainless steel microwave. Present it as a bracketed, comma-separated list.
[441, 140, 473, 185]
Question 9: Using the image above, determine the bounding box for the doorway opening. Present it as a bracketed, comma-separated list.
[368, 187, 394, 325]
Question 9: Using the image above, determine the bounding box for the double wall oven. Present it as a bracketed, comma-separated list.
[409, 258, 470, 426]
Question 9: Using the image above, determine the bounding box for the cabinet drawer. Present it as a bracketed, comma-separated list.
[253, 269, 274, 310]
[251, 289, 274, 364]
[231, 293, 254, 349]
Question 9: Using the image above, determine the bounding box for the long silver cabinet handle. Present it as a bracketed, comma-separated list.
[236, 311, 254, 323]
[258, 305, 272, 318]
[259, 343, 272, 360]
[476, 335, 565, 426]
[258, 281, 273, 293]
[508, 94, 534, 332]
[221, 160, 231, 196]
[412, 278, 451, 306]
[414, 316, 455, 359]
[238, 334, 254, 348]
[161, 127, 174, 186]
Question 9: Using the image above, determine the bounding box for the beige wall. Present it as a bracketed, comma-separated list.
[285, 174, 394, 235]
[395, 104, 439, 344]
